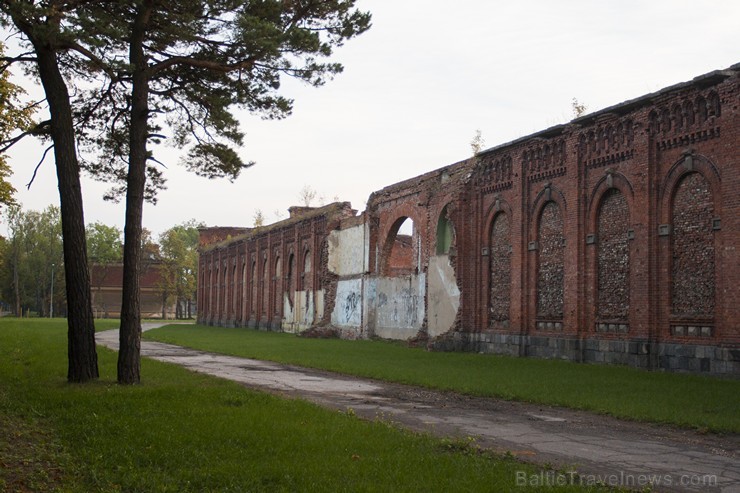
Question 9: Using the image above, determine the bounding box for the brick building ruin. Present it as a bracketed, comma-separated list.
[91, 262, 176, 319]
[198, 64, 739, 374]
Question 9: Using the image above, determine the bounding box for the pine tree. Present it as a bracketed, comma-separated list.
[0, 4, 101, 382]
[77, 1, 371, 383]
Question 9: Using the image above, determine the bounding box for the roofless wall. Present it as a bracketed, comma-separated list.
[199, 65, 739, 374]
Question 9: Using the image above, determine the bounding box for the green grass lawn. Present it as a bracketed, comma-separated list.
[144, 324, 740, 433]
[94, 318, 121, 331]
[0, 318, 608, 492]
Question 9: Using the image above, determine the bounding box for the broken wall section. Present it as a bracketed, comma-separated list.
[328, 215, 370, 338]
[360, 161, 473, 342]
[427, 254, 461, 338]
[365, 274, 426, 340]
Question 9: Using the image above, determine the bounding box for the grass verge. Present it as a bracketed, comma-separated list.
[144, 324, 740, 433]
[0, 318, 607, 492]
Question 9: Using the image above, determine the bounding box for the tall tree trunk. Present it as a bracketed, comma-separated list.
[34, 44, 99, 382]
[118, 2, 153, 384]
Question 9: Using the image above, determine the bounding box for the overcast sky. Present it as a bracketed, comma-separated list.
[4, 0, 740, 238]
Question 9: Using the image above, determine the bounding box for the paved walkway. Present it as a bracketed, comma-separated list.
[97, 325, 739, 493]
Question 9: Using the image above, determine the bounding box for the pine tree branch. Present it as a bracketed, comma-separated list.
[26, 144, 54, 190]
[0, 120, 52, 154]
[147, 155, 167, 168]
[58, 40, 117, 79]
[0, 54, 37, 71]
[149, 55, 257, 76]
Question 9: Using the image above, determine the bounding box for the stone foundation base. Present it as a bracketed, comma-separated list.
[430, 331, 739, 375]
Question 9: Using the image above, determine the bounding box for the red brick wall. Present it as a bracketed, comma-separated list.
[536, 201, 565, 322]
[388, 235, 414, 275]
[671, 173, 715, 319]
[472, 70, 730, 336]
[596, 189, 630, 322]
[488, 212, 511, 328]
[365, 65, 738, 371]
[199, 65, 739, 372]
[197, 203, 355, 328]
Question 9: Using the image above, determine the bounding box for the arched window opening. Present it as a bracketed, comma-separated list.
[286, 253, 295, 307]
[436, 205, 454, 255]
[231, 264, 237, 317]
[273, 256, 282, 316]
[222, 265, 229, 316]
[204, 268, 210, 315]
[241, 262, 247, 321]
[301, 249, 311, 291]
[383, 216, 417, 276]
[214, 266, 220, 316]
[250, 260, 257, 314]
[261, 258, 269, 316]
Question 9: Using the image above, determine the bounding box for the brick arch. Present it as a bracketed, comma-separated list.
[286, 251, 295, 308]
[487, 210, 512, 329]
[381, 216, 416, 276]
[240, 260, 247, 323]
[434, 202, 456, 255]
[707, 90, 721, 118]
[587, 171, 634, 232]
[301, 247, 311, 291]
[303, 247, 312, 273]
[675, 174, 715, 318]
[479, 198, 515, 330]
[377, 203, 426, 251]
[214, 264, 221, 320]
[482, 197, 514, 243]
[223, 259, 230, 319]
[529, 184, 567, 240]
[273, 255, 282, 317]
[666, 171, 717, 321]
[261, 256, 269, 318]
[377, 203, 427, 276]
[535, 201, 565, 323]
[594, 188, 631, 324]
[230, 261, 237, 320]
[584, 176, 635, 335]
[658, 154, 721, 339]
[660, 153, 721, 223]
[208, 262, 214, 318]
[249, 256, 257, 318]
[529, 186, 566, 329]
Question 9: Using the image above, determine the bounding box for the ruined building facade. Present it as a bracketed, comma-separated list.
[199, 65, 739, 374]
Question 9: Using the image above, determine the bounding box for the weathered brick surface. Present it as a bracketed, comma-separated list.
[388, 234, 414, 275]
[536, 202, 565, 321]
[488, 213, 510, 328]
[198, 65, 739, 374]
[597, 189, 630, 321]
[671, 172, 714, 318]
[197, 203, 356, 329]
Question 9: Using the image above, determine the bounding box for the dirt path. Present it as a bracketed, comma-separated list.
[97, 326, 739, 493]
